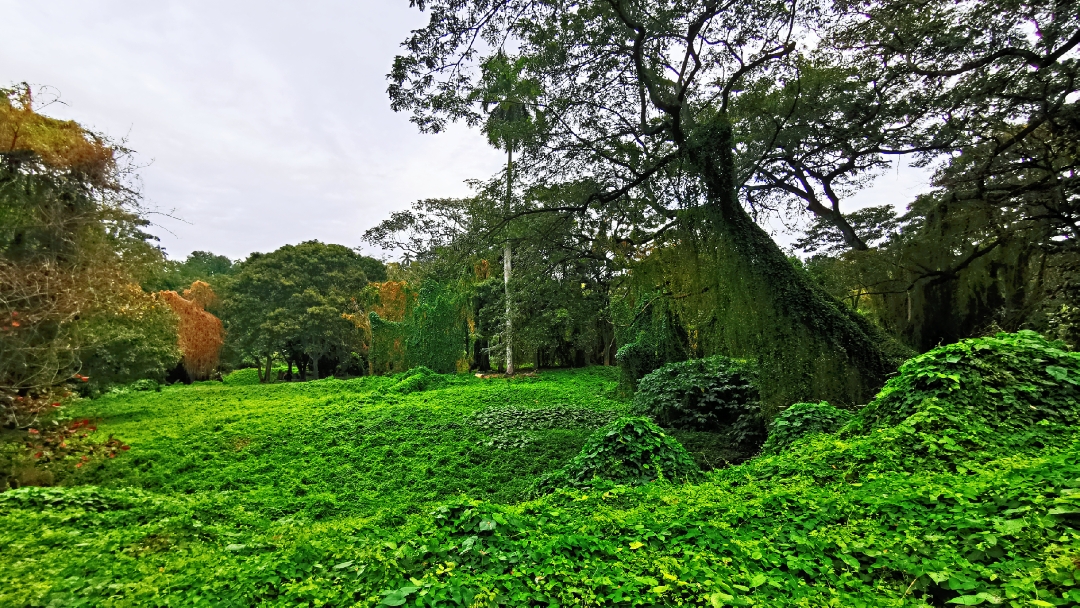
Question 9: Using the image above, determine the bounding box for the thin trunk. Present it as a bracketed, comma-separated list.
[504, 145, 514, 376]
[263, 352, 273, 384]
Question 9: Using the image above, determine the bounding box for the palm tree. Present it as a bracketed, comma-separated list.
[473, 52, 540, 375]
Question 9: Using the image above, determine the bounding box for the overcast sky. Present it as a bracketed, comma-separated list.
[2, 1, 929, 261]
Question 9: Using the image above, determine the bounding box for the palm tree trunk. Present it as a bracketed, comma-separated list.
[504, 146, 514, 376]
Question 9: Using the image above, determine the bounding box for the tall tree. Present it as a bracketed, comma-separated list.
[471, 52, 543, 374]
[389, 0, 902, 410]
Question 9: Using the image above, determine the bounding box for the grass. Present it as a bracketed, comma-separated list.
[1, 361, 1078, 607]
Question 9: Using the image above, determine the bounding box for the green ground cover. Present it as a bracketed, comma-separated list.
[1, 339, 1079, 607]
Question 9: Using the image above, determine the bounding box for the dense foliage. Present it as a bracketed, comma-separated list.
[760, 401, 851, 455]
[2, 337, 1078, 606]
[160, 282, 225, 381]
[1, 86, 178, 424]
[631, 356, 765, 450]
[221, 241, 382, 380]
[537, 416, 703, 493]
[848, 330, 1080, 435]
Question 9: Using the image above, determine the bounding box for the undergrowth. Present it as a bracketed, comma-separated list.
[0, 333, 1078, 606]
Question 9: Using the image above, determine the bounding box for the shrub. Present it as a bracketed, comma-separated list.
[389, 366, 446, 394]
[760, 401, 851, 455]
[222, 367, 261, 386]
[630, 356, 765, 448]
[537, 417, 702, 493]
[846, 330, 1080, 436]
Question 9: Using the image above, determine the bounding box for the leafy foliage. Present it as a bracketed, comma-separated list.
[631, 356, 765, 450]
[75, 286, 181, 395]
[472, 405, 619, 434]
[761, 401, 851, 455]
[613, 292, 690, 393]
[537, 417, 703, 493]
[473, 405, 620, 451]
[386, 366, 447, 394]
[848, 330, 1080, 435]
[1, 360, 1080, 606]
[1, 86, 172, 424]
[222, 241, 372, 380]
[405, 281, 468, 374]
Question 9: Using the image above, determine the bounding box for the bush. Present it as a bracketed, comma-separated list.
[537, 417, 702, 493]
[221, 367, 261, 386]
[760, 401, 851, 455]
[846, 330, 1080, 436]
[389, 366, 447, 394]
[630, 356, 765, 448]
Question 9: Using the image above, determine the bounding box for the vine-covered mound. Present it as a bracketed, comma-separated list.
[847, 330, 1080, 436]
[630, 356, 764, 449]
[387, 366, 446, 394]
[537, 417, 702, 493]
[761, 401, 851, 455]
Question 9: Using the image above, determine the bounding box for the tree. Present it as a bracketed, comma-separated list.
[472, 52, 543, 374]
[221, 241, 378, 381]
[1, 85, 175, 422]
[147, 251, 236, 292]
[389, 0, 902, 410]
[160, 282, 225, 381]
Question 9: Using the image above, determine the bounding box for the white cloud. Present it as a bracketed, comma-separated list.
[1, 0, 505, 260]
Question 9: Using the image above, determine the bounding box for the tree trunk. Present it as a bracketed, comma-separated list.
[682, 120, 902, 414]
[504, 146, 515, 376]
[263, 352, 274, 384]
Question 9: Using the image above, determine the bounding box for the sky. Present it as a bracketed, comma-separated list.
[2, 1, 929, 261]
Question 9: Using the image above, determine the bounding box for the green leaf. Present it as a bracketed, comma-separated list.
[1046, 365, 1069, 381]
[749, 573, 767, 588]
[380, 586, 419, 606]
[947, 595, 985, 605]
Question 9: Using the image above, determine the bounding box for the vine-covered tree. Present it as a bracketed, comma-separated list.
[1, 85, 179, 420]
[389, 0, 903, 409]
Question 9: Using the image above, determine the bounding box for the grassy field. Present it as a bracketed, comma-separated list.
[1, 363, 1078, 607]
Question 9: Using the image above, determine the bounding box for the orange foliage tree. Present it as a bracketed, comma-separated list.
[160, 281, 224, 380]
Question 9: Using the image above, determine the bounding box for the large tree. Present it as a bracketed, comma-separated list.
[389, 0, 903, 409]
[221, 241, 380, 381]
[1, 85, 179, 419]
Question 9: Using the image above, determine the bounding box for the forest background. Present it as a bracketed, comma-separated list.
[1, 0, 1078, 425]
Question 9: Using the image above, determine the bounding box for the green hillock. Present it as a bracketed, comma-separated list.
[537, 417, 703, 493]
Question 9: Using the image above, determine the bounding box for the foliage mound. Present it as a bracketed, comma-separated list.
[847, 330, 1080, 436]
[388, 366, 447, 394]
[630, 355, 764, 448]
[537, 417, 702, 493]
[761, 401, 851, 455]
[472, 405, 618, 433]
